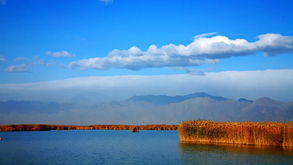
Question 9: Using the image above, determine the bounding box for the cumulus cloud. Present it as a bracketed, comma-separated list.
[46, 51, 75, 58]
[70, 33, 293, 70]
[5, 64, 30, 72]
[0, 56, 6, 62]
[70, 47, 219, 70]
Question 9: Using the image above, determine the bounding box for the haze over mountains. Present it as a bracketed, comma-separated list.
[0, 92, 292, 124]
[127, 92, 228, 104]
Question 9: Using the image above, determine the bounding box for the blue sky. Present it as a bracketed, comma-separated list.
[1, 0, 293, 125]
[0, 0, 293, 83]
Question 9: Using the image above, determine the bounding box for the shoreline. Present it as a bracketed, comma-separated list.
[0, 124, 178, 132]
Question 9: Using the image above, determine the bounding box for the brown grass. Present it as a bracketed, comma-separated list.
[0, 124, 178, 132]
[178, 120, 293, 148]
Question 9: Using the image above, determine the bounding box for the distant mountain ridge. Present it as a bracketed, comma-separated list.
[127, 92, 228, 104]
[1, 92, 292, 124]
[125, 93, 292, 122]
[238, 98, 253, 103]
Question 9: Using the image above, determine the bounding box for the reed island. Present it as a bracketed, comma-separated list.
[178, 120, 293, 148]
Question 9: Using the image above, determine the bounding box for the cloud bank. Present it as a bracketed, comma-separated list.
[70, 33, 293, 70]
[0, 69, 292, 102]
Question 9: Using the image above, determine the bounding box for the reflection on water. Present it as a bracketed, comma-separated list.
[179, 143, 293, 165]
[0, 130, 292, 165]
[0, 130, 181, 165]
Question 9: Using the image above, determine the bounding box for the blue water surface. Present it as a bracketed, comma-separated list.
[0, 130, 292, 165]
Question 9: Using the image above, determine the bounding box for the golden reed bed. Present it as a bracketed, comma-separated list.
[178, 120, 293, 148]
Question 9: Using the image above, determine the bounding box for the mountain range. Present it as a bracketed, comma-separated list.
[127, 92, 228, 104]
[0, 92, 292, 124]
[124, 93, 293, 123]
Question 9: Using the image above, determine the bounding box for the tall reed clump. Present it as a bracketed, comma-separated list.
[178, 120, 293, 148]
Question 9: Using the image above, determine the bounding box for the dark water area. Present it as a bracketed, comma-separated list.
[0, 130, 292, 165]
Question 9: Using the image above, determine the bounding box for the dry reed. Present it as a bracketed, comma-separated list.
[178, 120, 293, 148]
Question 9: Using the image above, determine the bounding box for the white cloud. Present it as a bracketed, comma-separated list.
[100, 0, 113, 4]
[0, 56, 6, 62]
[0, 69, 292, 102]
[70, 33, 293, 70]
[46, 51, 75, 58]
[6, 57, 61, 73]
[70, 46, 219, 70]
[5, 64, 30, 72]
[194, 32, 217, 39]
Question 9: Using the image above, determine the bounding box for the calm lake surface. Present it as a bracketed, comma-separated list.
[0, 130, 292, 165]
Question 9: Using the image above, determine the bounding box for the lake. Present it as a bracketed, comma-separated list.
[0, 130, 292, 165]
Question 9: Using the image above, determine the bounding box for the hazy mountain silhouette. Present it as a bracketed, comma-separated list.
[0, 93, 292, 124]
[127, 92, 228, 104]
[238, 98, 253, 103]
[124, 93, 293, 122]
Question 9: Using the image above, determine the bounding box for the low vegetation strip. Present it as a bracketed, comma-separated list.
[0, 124, 178, 132]
[178, 120, 293, 148]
